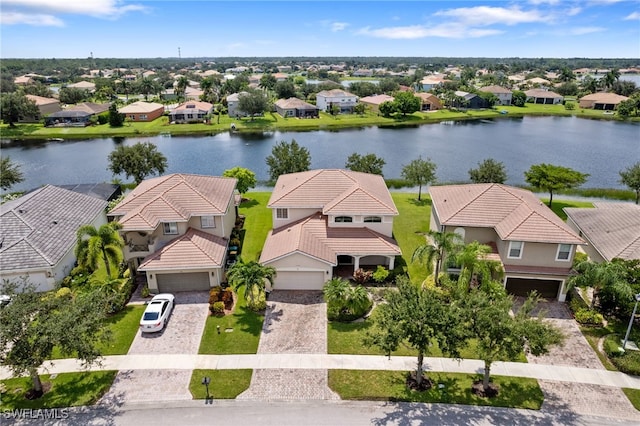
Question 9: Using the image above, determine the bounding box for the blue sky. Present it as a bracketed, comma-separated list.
[1, 0, 639, 58]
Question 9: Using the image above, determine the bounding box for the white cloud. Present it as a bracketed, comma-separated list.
[434, 6, 547, 26]
[566, 7, 582, 16]
[624, 11, 640, 20]
[331, 21, 348, 32]
[528, 0, 560, 5]
[2, 0, 147, 22]
[1, 11, 63, 26]
[568, 26, 605, 35]
[357, 22, 503, 40]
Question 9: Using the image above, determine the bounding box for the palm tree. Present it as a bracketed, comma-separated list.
[226, 260, 276, 306]
[139, 77, 155, 101]
[569, 260, 632, 309]
[454, 241, 504, 292]
[412, 231, 462, 285]
[175, 76, 189, 102]
[75, 223, 124, 279]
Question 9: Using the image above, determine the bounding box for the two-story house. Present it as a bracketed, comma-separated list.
[480, 85, 513, 106]
[260, 169, 401, 290]
[429, 183, 584, 301]
[315, 89, 358, 114]
[108, 173, 237, 294]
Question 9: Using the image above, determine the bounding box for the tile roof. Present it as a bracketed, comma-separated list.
[316, 89, 357, 98]
[108, 174, 236, 231]
[359, 94, 394, 105]
[564, 203, 640, 261]
[429, 184, 584, 245]
[268, 169, 398, 216]
[67, 102, 110, 114]
[274, 97, 318, 110]
[524, 89, 563, 99]
[119, 101, 164, 114]
[25, 95, 60, 106]
[0, 185, 107, 271]
[260, 213, 401, 265]
[481, 85, 512, 94]
[138, 228, 227, 271]
[578, 92, 629, 104]
[170, 101, 213, 115]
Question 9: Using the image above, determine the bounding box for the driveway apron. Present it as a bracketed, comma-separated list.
[100, 291, 209, 404]
[522, 300, 639, 421]
[238, 291, 340, 400]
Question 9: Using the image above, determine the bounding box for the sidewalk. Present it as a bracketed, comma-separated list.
[3, 353, 640, 390]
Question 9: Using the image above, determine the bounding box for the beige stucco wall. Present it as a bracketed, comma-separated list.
[442, 225, 497, 245]
[497, 240, 576, 268]
[272, 208, 319, 227]
[328, 214, 394, 237]
[265, 252, 333, 275]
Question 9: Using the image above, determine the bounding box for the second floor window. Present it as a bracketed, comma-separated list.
[163, 222, 178, 235]
[276, 208, 288, 219]
[508, 241, 523, 259]
[201, 215, 215, 228]
[363, 216, 382, 223]
[335, 216, 353, 223]
[556, 244, 572, 261]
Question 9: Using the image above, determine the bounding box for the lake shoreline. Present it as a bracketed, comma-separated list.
[1, 105, 637, 143]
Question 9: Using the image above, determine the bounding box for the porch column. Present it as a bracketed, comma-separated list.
[353, 256, 360, 271]
[388, 256, 395, 270]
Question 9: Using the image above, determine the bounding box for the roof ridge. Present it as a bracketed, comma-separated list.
[24, 237, 54, 265]
[112, 174, 170, 212]
[270, 170, 322, 205]
[179, 176, 226, 211]
[446, 183, 495, 222]
[188, 228, 223, 263]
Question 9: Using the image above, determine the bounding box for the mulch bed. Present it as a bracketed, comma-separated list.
[406, 371, 433, 391]
[471, 380, 500, 397]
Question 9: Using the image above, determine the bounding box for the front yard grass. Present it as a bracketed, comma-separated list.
[328, 317, 526, 362]
[198, 287, 263, 354]
[0, 371, 117, 409]
[188, 369, 252, 399]
[329, 370, 544, 409]
[50, 304, 144, 359]
[391, 193, 432, 283]
[238, 192, 272, 262]
[540, 198, 594, 221]
[622, 388, 640, 411]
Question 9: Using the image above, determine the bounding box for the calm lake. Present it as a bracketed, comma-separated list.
[2, 116, 639, 193]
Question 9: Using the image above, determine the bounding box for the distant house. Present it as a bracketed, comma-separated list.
[578, 93, 629, 110]
[481, 85, 513, 106]
[169, 101, 213, 124]
[14, 75, 34, 85]
[564, 203, 640, 262]
[44, 102, 110, 127]
[67, 81, 96, 92]
[0, 185, 108, 292]
[315, 89, 358, 113]
[359, 94, 394, 112]
[352, 69, 373, 77]
[526, 77, 551, 87]
[226, 92, 249, 118]
[119, 101, 165, 122]
[525, 89, 563, 105]
[22, 95, 61, 122]
[108, 174, 237, 293]
[419, 75, 447, 91]
[453, 91, 490, 109]
[430, 183, 584, 301]
[274, 98, 319, 118]
[414, 92, 442, 111]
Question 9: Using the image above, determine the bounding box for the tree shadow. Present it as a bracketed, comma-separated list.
[239, 199, 260, 209]
[408, 198, 432, 207]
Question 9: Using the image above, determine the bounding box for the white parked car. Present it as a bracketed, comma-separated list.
[139, 294, 175, 333]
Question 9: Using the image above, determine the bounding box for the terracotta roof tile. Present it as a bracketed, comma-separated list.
[138, 228, 227, 271]
[109, 174, 236, 231]
[269, 169, 397, 216]
[260, 213, 401, 265]
[430, 184, 583, 245]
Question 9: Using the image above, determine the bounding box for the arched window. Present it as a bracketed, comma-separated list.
[335, 216, 353, 223]
[364, 216, 382, 223]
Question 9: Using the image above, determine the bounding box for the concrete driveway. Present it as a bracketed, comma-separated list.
[100, 291, 209, 404]
[520, 299, 639, 421]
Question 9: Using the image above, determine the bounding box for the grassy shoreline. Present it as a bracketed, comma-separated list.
[1, 104, 637, 141]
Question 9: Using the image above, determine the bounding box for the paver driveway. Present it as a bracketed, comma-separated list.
[100, 291, 209, 404]
[521, 299, 639, 421]
[238, 291, 340, 400]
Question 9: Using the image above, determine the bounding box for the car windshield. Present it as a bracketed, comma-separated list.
[143, 312, 159, 321]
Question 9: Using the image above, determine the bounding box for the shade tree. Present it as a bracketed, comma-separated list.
[0, 156, 24, 190]
[524, 163, 588, 207]
[265, 139, 311, 182]
[345, 153, 385, 176]
[223, 166, 257, 196]
[401, 156, 437, 201]
[107, 142, 168, 185]
[619, 161, 640, 204]
[468, 158, 507, 184]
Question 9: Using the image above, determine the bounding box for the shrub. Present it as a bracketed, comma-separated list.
[141, 285, 150, 298]
[210, 301, 225, 315]
[209, 287, 222, 304]
[229, 237, 241, 248]
[568, 294, 589, 314]
[97, 113, 109, 125]
[574, 308, 604, 326]
[564, 102, 576, 110]
[372, 265, 390, 283]
[604, 334, 624, 357]
[353, 268, 372, 284]
[55, 287, 72, 299]
[248, 299, 267, 312]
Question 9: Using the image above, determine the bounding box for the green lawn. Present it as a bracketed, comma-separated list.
[328, 316, 526, 362]
[540, 198, 594, 221]
[238, 192, 272, 262]
[189, 369, 252, 399]
[4, 103, 635, 140]
[329, 370, 544, 409]
[391, 193, 432, 283]
[198, 287, 264, 354]
[0, 371, 117, 409]
[50, 305, 144, 359]
[622, 388, 640, 411]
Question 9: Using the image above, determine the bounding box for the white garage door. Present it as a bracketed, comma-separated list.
[275, 271, 326, 290]
[156, 272, 210, 293]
